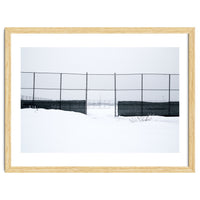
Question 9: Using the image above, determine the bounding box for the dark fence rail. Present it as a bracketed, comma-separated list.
[21, 72, 179, 117]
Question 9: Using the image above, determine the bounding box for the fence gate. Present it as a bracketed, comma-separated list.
[86, 74, 115, 117]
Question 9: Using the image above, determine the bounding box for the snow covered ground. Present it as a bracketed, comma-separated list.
[21, 107, 179, 153]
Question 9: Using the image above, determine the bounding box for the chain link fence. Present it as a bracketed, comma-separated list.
[21, 72, 179, 116]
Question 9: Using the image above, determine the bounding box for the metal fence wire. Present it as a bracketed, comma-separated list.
[21, 72, 179, 117]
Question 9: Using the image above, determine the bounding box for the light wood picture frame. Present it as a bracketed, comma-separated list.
[5, 27, 195, 173]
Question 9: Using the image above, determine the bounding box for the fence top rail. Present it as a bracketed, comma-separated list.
[21, 72, 86, 75]
[21, 72, 179, 76]
[21, 88, 179, 91]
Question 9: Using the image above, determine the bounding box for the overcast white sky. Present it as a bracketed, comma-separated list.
[21, 47, 179, 74]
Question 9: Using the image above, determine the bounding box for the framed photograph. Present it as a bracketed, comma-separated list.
[5, 27, 195, 173]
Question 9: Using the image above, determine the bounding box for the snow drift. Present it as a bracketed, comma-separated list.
[21, 108, 179, 153]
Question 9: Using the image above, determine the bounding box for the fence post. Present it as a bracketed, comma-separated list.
[114, 73, 117, 117]
[168, 74, 171, 115]
[85, 72, 88, 114]
[32, 72, 36, 107]
[141, 74, 143, 116]
[60, 73, 62, 109]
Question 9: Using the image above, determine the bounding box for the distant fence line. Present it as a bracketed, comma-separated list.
[21, 72, 179, 117]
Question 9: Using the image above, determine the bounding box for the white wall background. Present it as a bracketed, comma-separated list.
[0, 0, 199, 200]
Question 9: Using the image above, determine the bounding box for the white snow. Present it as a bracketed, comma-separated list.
[21, 108, 179, 153]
